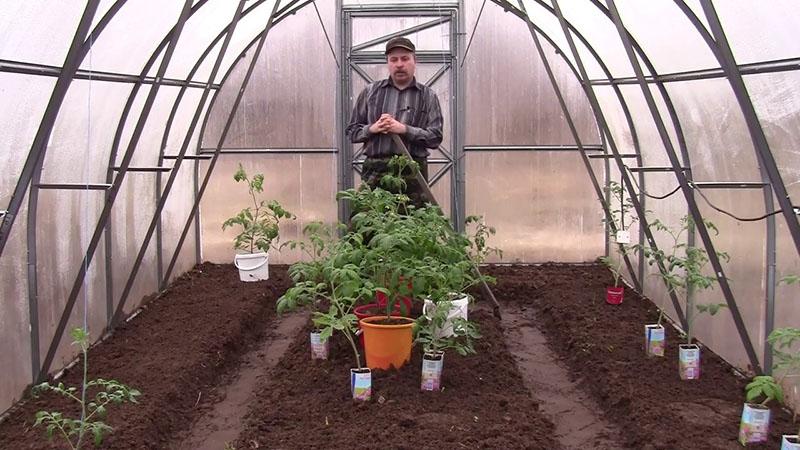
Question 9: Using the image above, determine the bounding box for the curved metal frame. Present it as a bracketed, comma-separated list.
[4, 0, 800, 386]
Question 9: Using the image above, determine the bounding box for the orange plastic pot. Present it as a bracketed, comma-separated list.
[359, 316, 415, 370]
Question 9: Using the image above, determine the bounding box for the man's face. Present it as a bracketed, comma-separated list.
[387, 48, 416, 85]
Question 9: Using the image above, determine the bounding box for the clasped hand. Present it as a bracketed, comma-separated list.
[369, 113, 406, 135]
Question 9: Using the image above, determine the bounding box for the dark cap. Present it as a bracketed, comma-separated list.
[385, 36, 415, 54]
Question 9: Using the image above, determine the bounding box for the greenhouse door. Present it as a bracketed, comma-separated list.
[338, 4, 464, 227]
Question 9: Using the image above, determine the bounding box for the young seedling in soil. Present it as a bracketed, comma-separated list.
[739, 375, 784, 445]
[32, 327, 140, 449]
[222, 163, 294, 254]
[767, 275, 800, 443]
[635, 215, 729, 329]
[599, 181, 637, 289]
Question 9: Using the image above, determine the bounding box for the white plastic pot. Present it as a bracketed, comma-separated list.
[423, 293, 469, 338]
[738, 403, 771, 445]
[782, 435, 800, 449]
[233, 252, 269, 282]
[678, 344, 701, 380]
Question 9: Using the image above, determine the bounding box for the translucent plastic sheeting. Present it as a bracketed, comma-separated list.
[343, 0, 457, 4]
[465, 151, 605, 263]
[0, 0, 85, 66]
[164, 0, 233, 81]
[776, 217, 800, 403]
[118, 86, 184, 167]
[200, 155, 338, 264]
[203, 2, 336, 149]
[352, 17, 451, 52]
[664, 79, 763, 183]
[0, 74, 56, 205]
[78, 1, 187, 75]
[0, 203, 30, 413]
[517, 0, 607, 81]
[745, 72, 800, 200]
[613, 0, 718, 75]
[39, 80, 134, 184]
[713, 0, 800, 66]
[696, 192, 768, 370]
[540, 0, 638, 80]
[213, 0, 278, 85]
[35, 190, 108, 380]
[464, 1, 599, 145]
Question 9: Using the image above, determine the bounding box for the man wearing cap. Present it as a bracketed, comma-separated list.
[345, 36, 444, 207]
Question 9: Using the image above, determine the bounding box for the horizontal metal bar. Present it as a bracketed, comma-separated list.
[590, 56, 800, 86]
[350, 51, 452, 63]
[111, 166, 172, 172]
[346, 4, 458, 15]
[36, 183, 111, 190]
[352, 16, 450, 52]
[627, 166, 689, 173]
[353, 157, 450, 165]
[464, 145, 604, 152]
[0, 59, 220, 89]
[691, 181, 769, 189]
[198, 147, 337, 154]
[588, 153, 638, 159]
[162, 155, 212, 160]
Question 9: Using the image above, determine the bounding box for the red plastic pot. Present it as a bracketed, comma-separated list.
[605, 286, 624, 305]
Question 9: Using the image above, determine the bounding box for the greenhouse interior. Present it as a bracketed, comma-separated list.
[1, 0, 799, 448]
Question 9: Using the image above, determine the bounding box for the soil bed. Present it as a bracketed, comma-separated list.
[0, 263, 292, 449]
[2, 263, 795, 449]
[234, 306, 560, 449]
[485, 263, 797, 449]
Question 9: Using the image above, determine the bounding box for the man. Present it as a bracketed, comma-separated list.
[345, 36, 444, 207]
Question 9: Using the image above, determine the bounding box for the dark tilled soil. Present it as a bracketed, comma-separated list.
[0, 262, 292, 449]
[485, 263, 797, 449]
[234, 305, 560, 450]
[1, 263, 795, 449]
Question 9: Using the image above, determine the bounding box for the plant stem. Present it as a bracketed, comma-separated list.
[75, 335, 89, 449]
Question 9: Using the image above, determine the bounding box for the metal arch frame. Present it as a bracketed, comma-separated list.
[154, 0, 289, 290]
[36, 0, 196, 382]
[18, 0, 106, 385]
[109, 0, 250, 325]
[162, 0, 313, 283]
[601, 0, 762, 372]
[493, 0, 645, 293]
[690, 0, 789, 374]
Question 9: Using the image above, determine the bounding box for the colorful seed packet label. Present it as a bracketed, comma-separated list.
[421, 353, 444, 391]
[351, 369, 371, 401]
[679, 346, 701, 380]
[645, 324, 665, 357]
[738, 403, 771, 445]
[310, 332, 329, 360]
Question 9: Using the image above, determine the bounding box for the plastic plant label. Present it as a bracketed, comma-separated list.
[645, 324, 665, 357]
[350, 369, 371, 401]
[421, 352, 444, 391]
[679, 345, 701, 380]
[738, 403, 771, 445]
[615, 229, 631, 244]
[310, 332, 329, 360]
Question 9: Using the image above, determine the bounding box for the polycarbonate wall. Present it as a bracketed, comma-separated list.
[2, 0, 800, 416]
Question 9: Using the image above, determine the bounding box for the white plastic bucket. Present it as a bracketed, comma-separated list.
[233, 252, 269, 282]
[423, 293, 469, 338]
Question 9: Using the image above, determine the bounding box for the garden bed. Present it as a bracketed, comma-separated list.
[485, 263, 797, 449]
[1, 263, 796, 449]
[0, 262, 290, 449]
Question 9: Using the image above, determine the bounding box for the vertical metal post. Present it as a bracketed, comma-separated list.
[604, 0, 761, 373]
[37, 0, 195, 381]
[336, 0, 347, 223]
